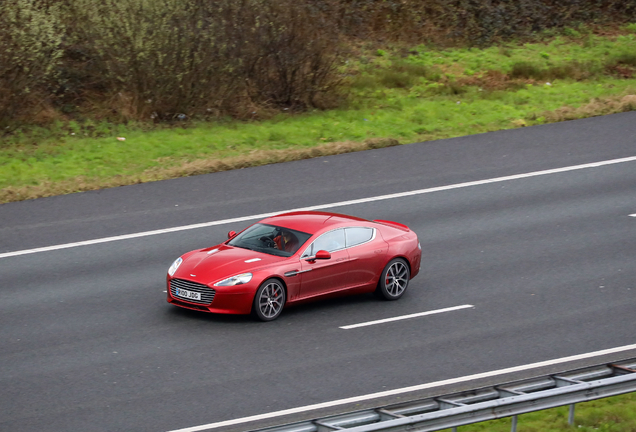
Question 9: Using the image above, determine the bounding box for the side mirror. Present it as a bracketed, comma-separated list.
[315, 250, 331, 260]
[227, 230, 237, 239]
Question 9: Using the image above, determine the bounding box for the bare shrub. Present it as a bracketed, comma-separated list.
[0, 0, 64, 129]
[3, 0, 636, 128]
[63, 0, 341, 121]
[320, 0, 636, 45]
[224, 0, 342, 111]
[69, 0, 239, 121]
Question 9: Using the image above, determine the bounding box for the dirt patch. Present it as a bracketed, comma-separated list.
[458, 70, 532, 91]
[607, 64, 636, 79]
[540, 94, 636, 122]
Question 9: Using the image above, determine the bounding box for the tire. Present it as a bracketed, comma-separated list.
[253, 279, 286, 321]
[376, 258, 410, 300]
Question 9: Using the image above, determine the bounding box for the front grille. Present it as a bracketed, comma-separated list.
[170, 279, 216, 305]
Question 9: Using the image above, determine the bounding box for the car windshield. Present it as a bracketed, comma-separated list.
[228, 223, 312, 257]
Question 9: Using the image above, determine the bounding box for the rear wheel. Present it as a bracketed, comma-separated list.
[376, 258, 410, 300]
[253, 279, 286, 321]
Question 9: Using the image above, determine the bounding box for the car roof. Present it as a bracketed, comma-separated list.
[260, 211, 369, 235]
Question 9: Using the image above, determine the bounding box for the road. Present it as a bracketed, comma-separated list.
[1, 112, 635, 432]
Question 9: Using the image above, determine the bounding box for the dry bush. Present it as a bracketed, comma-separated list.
[68, 0, 239, 121]
[59, 0, 341, 122]
[2, 0, 636, 128]
[321, 0, 636, 45]
[0, 0, 64, 129]
[238, 0, 342, 110]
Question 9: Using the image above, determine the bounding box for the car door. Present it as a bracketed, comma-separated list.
[345, 227, 388, 289]
[298, 229, 350, 299]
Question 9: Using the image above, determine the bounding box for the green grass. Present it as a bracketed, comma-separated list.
[395, 33, 636, 78]
[437, 392, 636, 432]
[2, 27, 636, 202]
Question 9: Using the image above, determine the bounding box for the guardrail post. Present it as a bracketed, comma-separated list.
[568, 404, 575, 425]
[511, 415, 518, 432]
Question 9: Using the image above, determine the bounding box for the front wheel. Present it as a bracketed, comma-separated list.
[376, 258, 410, 300]
[253, 279, 286, 321]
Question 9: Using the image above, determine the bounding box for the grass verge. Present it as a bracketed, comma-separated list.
[438, 392, 636, 432]
[1, 28, 636, 203]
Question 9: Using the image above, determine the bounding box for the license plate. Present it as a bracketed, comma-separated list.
[175, 287, 201, 301]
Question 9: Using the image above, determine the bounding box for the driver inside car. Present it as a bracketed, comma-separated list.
[273, 230, 299, 253]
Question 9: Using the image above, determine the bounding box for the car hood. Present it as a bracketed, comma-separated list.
[175, 245, 285, 285]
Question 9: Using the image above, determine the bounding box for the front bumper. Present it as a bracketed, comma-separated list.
[167, 277, 256, 314]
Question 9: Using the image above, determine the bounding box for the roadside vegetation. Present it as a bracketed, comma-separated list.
[1, 1, 636, 203]
[1, 1, 636, 426]
[439, 391, 636, 432]
[2, 27, 636, 203]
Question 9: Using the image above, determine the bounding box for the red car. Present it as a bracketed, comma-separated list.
[167, 211, 421, 321]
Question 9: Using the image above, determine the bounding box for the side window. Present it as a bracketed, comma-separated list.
[345, 227, 374, 247]
[304, 229, 346, 256]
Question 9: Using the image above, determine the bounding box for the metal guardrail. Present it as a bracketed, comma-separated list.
[253, 359, 636, 432]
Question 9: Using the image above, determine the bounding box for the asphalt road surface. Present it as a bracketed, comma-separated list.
[1, 112, 635, 432]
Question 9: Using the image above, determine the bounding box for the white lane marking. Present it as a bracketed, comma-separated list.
[167, 343, 636, 432]
[630, 214, 636, 217]
[340, 305, 474, 329]
[3, 155, 636, 260]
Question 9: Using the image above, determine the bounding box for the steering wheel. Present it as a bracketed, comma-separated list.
[259, 236, 276, 248]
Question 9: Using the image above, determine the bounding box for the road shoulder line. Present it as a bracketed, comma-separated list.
[3, 155, 636, 259]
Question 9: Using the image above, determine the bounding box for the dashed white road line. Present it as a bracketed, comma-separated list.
[340, 304, 474, 329]
[166, 343, 636, 432]
[2, 155, 636, 260]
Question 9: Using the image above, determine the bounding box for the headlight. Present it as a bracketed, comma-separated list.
[214, 273, 253, 286]
[168, 257, 183, 276]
